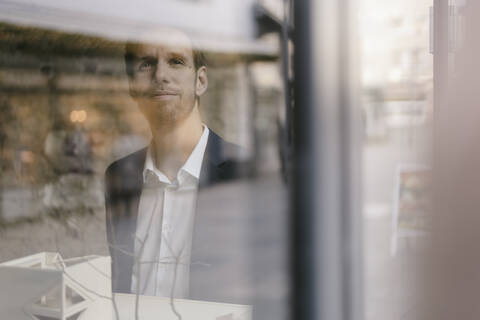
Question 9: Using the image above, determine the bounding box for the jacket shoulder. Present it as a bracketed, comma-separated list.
[204, 131, 251, 182]
[105, 148, 147, 195]
[207, 131, 246, 163]
[106, 148, 147, 175]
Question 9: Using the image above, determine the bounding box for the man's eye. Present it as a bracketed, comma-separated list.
[138, 61, 153, 71]
[169, 58, 185, 66]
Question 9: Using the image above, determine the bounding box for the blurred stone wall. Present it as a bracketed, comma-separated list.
[0, 22, 281, 223]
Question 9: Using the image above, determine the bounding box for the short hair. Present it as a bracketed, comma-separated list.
[124, 42, 207, 78]
[193, 50, 207, 72]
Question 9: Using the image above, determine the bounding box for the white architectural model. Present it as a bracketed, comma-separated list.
[0, 252, 251, 320]
[0, 252, 111, 320]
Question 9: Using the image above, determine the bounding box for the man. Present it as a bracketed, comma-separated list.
[105, 28, 247, 303]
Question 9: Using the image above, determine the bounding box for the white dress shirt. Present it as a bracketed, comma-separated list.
[131, 126, 209, 298]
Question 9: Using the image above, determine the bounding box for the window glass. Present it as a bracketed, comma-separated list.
[360, 1, 433, 319]
[0, 1, 288, 319]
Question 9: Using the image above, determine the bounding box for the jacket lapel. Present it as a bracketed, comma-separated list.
[107, 148, 146, 293]
[199, 131, 235, 187]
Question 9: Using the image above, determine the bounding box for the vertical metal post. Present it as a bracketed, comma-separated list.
[292, 0, 363, 319]
[291, 0, 316, 318]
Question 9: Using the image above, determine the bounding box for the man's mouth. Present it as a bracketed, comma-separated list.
[151, 90, 178, 97]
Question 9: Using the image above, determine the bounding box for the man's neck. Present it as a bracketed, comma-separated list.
[150, 107, 203, 181]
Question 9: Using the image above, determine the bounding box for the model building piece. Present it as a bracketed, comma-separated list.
[113, 294, 252, 320]
[0, 252, 252, 320]
[0, 252, 111, 320]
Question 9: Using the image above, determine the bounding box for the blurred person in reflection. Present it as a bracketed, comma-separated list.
[104, 28, 246, 303]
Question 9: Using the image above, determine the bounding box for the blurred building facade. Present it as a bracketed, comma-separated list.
[0, 0, 284, 223]
[361, 0, 433, 139]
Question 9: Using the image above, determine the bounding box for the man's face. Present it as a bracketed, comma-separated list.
[127, 30, 207, 129]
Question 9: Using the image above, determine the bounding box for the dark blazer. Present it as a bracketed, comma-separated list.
[105, 131, 250, 303]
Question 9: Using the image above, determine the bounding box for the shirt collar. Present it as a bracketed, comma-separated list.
[143, 125, 210, 185]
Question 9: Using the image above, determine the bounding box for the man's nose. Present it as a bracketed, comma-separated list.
[153, 60, 169, 83]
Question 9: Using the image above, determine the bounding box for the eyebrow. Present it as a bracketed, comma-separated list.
[137, 55, 157, 61]
[166, 51, 190, 60]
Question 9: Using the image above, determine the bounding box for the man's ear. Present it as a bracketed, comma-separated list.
[195, 66, 208, 97]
